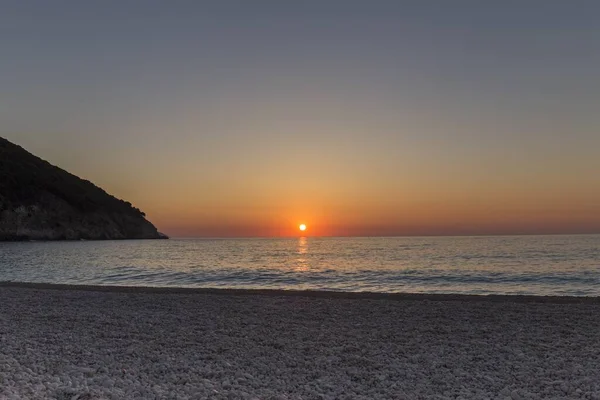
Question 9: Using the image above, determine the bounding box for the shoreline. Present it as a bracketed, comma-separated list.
[2, 281, 600, 304]
[2, 283, 600, 398]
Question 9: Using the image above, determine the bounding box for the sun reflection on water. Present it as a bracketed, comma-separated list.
[294, 236, 309, 272]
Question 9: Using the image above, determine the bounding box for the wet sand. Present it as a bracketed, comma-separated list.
[1, 283, 600, 399]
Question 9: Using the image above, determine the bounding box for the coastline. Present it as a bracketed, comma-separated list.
[0, 235, 169, 242]
[2, 283, 600, 398]
[2, 281, 600, 303]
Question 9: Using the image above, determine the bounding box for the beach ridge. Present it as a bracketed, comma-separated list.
[2, 281, 600, 304]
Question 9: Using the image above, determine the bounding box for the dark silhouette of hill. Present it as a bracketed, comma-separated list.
[0, 137, 167, 240]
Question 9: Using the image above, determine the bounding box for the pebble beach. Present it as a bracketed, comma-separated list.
[1, 283, 600, 399]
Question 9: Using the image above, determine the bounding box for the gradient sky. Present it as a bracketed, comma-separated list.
[2, 1, 599, 237]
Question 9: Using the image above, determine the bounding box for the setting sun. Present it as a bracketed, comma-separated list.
[299, 224, 307, 232]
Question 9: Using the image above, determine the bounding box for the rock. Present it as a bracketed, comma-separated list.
[0, 136, 166, 241]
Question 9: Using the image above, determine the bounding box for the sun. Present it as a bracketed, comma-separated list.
[299, 224, 307, 232]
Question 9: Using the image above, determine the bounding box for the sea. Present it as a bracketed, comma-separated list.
[1, 235, 599, 296]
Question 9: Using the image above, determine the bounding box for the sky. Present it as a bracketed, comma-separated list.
[2, 0, 599, 237]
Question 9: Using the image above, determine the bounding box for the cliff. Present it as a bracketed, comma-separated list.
[0, 137, 167, 241]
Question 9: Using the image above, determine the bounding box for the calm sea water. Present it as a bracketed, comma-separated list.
[1, 235, 599, 296]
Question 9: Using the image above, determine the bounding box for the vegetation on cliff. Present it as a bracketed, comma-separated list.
[0, 137, 166, 240]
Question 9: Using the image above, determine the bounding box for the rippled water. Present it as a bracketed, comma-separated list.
[1, 235, 599, 296]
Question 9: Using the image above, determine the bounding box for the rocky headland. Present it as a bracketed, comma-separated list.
[0, 137, 167, 241]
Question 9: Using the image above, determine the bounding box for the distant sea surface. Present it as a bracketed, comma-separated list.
[1, 235, 599, 296]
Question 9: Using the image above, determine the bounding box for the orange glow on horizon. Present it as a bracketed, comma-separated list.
[107, 163, 600, 238]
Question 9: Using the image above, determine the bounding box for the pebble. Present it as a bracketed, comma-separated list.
[1, 287, 599, 399]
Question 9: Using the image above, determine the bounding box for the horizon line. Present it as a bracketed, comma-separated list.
[164, 232, 600, 240]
